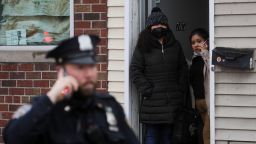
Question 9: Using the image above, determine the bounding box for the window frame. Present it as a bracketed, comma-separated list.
[0, 0, 74, 51]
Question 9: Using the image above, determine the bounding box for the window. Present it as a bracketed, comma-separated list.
[0, 0, 74, 51]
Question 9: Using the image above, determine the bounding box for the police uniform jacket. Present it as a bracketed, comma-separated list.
[3, 93, 139, 144]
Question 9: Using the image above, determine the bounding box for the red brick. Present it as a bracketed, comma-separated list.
[2, 80, 16, 87]
[26, 72, 41, 79]
[2, 112, 13, 119]
[34, 80, 49, 87]
[92, 21, 106, 28]
[35, 63, 49, 71]
[98, 72, 107, 80]
[75, 13, 83, 20]
[5, 96, 13, 103]
[84, 30, 100, 36]
[41, 89, 50, 94]
[92, 4, 107, 12]
[75, 21, 91, 28]
[100, 0, 106, 4]
[50, 80, 56, 87]
[0, 104, 9, 111]
[0, 88, 8, 95]
[21, 96, 30, 103]
[74, 0, 81, 4]
[42, 72, 57, 79]
[75, 5, 90, 12]
[49, 63, 56, 71]
[83, 13, 100, 20]
[102, 81, 107, 88]
[17, 80, 33, 87]
[0, 72, 9, 79]
[96, 81, 101, 88]
[0, 96, 4, 103]
[0, 120, 7, 127]
[25, 88, 40, 95]
[9, 88, 25, 95]
[9, 105, 21, 112]
[100, 46, 107, 54]
[100, 63, 107, 71]
[2, 64, 17, 71]
[95, 46, 100, 54]
[96, 55, 107, 62]
[13, 96, 21, 103]
[96, 64, 100, 71]
[18, 64, 34, 71]
[100, 29, 107, 37]
[10, 72, 25, 79]
[75, 29, 84, 36]
[100, 13, 107, 20]
[83, 0, 99, 3]
[98, 38, 107, 45]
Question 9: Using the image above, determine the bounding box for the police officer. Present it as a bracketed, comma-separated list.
[3, 35, 140, 144]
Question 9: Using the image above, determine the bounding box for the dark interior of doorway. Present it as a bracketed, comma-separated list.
[159, 0, 209, 60]
[136, 0, 210, 143]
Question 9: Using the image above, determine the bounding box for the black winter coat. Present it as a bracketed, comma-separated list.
[4, 93, 139, 144]
[190, 56, 205, 99]
[130, 30, 188, 124]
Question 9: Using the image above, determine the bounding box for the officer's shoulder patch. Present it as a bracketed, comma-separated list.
[12, 104, 32, 119]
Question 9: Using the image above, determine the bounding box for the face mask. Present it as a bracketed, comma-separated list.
[151, 27, 168, 38]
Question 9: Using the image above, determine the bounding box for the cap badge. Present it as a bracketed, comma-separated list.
[78, 35, 93, 51]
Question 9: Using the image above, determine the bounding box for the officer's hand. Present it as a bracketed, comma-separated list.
[47, 68, 79, 104]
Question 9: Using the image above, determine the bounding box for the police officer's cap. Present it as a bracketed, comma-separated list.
[46, 35, 100, 65]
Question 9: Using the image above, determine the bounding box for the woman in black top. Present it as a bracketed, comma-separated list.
[189, 28, 210, 144]
[130, 7, 188, 144]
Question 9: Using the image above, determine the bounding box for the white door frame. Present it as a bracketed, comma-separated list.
[124, 0, 131, 122]
[124, 1, 215, 143]
[209, 0, 216, 144]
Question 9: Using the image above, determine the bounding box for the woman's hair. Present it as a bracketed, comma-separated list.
[135, 29, 156, 53]
[189, 28, 209, 43]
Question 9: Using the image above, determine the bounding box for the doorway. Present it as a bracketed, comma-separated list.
[157, 0, 209, 59]
[128, 0, 210, 143]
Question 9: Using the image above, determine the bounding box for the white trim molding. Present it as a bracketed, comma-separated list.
[124, 0, 131, 122]
[209, 0, 216, 144]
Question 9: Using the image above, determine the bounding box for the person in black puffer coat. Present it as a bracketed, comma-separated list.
[130, 7, 188, 144]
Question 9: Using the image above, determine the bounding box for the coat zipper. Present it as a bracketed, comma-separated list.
[161, 44, 164, 54]
[161, 44, 168, 102]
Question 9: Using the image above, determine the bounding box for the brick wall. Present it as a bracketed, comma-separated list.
[0, 0, 108, 143]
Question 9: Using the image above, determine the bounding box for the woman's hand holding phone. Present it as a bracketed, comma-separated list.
[47, 68, 79, 104]
[199, 40, 208, 51]
[199, 40, 209, 60]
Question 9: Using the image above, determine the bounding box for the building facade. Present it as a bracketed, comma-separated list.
[1, 0, 256, 144]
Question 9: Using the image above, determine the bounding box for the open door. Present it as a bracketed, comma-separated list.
[158, 0, 209, 59]
[129, 0, 210, 143]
